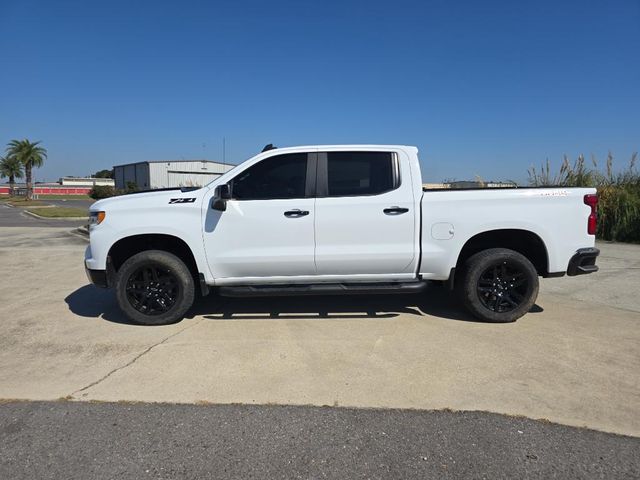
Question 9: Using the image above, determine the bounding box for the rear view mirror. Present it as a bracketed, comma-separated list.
[212, 184, 231, 211]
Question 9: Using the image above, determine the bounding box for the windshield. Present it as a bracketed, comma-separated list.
[204, 157, 245, 188]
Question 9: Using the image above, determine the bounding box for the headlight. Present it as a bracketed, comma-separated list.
[89, 211, 106, 226]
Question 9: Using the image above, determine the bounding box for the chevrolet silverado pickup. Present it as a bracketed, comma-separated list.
[85, 145, 600, 325]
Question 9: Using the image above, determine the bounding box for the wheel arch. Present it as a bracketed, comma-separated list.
[455, 229, 549, 277]
[108, 233, 200, 279]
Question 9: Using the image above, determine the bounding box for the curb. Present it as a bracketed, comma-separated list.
[23, 210, 87, 221]
[11, 204, 54, 208]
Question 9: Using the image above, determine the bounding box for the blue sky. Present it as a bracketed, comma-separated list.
[1, 0, 638, 183]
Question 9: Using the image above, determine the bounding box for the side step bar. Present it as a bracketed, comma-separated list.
[218, 281, 428, 297]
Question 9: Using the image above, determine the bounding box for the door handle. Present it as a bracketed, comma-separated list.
[284, 209, 310, 218]
[383, 206, 409, 215]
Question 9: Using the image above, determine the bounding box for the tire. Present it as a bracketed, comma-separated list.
[115, 250, 195, 325]
[457, 248, 539, 323]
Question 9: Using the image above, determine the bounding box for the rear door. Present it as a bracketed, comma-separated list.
[314, 150, 417, 277]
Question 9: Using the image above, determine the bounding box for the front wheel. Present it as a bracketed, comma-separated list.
[457, 248, 539, 323]
[115, 250, 195, 325]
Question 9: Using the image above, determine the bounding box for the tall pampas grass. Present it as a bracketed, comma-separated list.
[528, 153, 640, 242]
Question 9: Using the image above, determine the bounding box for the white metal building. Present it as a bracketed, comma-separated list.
[59, 177, 115, 187]
[113, 160, 235, 190]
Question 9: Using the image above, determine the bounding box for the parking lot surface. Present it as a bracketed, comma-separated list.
[0, 226, 638, 438]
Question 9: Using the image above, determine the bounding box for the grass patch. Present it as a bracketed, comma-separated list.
[26, 207, 88, 218]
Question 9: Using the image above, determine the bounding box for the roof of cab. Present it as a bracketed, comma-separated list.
[259, 144, 418, 154]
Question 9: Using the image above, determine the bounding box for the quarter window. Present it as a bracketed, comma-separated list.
[326, 152, 396, 197]
[231, 153, 308, 200]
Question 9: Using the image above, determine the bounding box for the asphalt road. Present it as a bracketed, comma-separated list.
[41, 197, 94, 209]
[1, 401, 638, 480]
[0, 202, 88, 227]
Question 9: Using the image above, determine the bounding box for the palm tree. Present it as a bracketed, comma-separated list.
[6, 139, 47, 200]
[0, 155, 24, 195]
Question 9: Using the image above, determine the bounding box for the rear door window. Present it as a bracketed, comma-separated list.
[326, 152, 396, 197]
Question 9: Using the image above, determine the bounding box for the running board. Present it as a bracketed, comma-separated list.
[218, 281, 428, 297]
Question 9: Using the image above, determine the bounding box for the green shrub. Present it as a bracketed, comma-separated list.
[89, 185, 117, 200]
[125, 181, 138, 193]
[597, 157, 640, 242]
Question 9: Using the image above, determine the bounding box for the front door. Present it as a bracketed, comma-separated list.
[203, 152, 316, 283]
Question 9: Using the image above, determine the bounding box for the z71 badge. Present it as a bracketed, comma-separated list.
[169, 198, 196, 204]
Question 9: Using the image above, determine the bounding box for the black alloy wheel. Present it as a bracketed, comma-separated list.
[476, 261, 528, 313]
[125, 264, 180, 315]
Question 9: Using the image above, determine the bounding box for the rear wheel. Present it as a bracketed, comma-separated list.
[457, 248, 539, 323]
[115, 250, 195, 325]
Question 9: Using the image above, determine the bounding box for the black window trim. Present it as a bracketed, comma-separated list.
[316, 151, 401, 198]
[228, 152, 316, 201]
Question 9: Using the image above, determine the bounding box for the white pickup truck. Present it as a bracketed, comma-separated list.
[85, 145, 599, 325]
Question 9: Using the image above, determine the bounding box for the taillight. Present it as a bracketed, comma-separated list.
[584, 194, 598, 235]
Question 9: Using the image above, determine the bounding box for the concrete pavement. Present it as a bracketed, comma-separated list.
[0, 226, 638, 437]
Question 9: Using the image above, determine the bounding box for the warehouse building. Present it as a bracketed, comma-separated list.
[113, 160, 235, 190]
[59, 177, 115, 187]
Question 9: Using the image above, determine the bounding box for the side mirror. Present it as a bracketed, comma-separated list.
[212, 184, 231, 211]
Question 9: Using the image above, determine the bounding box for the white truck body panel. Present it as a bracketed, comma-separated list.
[419, 187, 595, 279]
[203, 197, 316, 281]
[85, 189, 207, 274]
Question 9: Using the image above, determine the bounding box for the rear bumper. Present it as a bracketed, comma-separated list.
[567, 247, 600, 276]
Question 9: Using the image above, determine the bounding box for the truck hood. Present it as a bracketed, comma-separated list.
[90, 187, 204, 212]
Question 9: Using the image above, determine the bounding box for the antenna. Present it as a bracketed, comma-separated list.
[222, 136, 226, 167]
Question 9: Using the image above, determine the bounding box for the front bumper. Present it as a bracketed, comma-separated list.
[84, 243, 114, 288]
[85, 267, 109, 288]
[567, 247, 600, 276]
